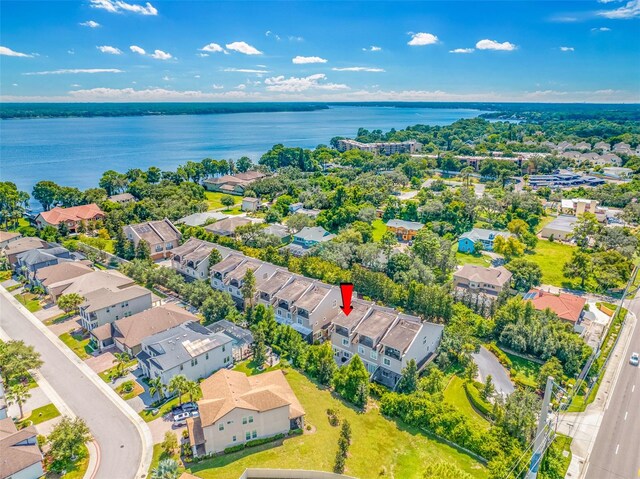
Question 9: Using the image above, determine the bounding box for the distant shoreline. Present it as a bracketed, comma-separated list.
[2, 101, 637, 120]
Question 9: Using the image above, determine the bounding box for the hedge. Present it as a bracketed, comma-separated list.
[486, 342, 512, 369]
[464, 381, 494, 420]
[222, 432, 286, 455]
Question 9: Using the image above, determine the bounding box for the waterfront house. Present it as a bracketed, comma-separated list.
[202, 171, 267, 196]
[137, 321, 233, 384]
[458, 228, 513, 253]
[90, 303, 197, 355]
[187, 369, 305, 456]
[35, 203, 105, 232]
[123, 218, 182, 261]
[385, 219, 424, 242]
[453, 265, 512, 297]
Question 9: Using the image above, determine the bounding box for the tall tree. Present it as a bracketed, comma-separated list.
[149, 376, 166, 402]
[241, 269, 256, 309]
[506, 258, 542, 291]
[57, 293, 85, 314]
[333, 354, 369, 407]
[563, 250, 592, 288]
[6, 383, 31, 418]
[168, 375, 190, 406]
[32, 180, 60, 211]
[0, 340, 43, 383]
[47, 417, 92, 473]
[135, 239, 151, 260]
[396, 359, 419, 394]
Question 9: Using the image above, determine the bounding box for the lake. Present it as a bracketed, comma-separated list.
[0, 105, 483, 200]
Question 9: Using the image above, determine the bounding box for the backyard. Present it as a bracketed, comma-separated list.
[205, 192, 242, 214]
[185, 365, 486, 479]
[371, 219, 386, 242]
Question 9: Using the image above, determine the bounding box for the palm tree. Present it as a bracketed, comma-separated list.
[112, 352, 131, 377]
[7, 383, 31, 419]
[151, 458, 179, 479]
[168, 375, 189, 406]
[185, 380, 201, 403]
[149, 377, 166, 402]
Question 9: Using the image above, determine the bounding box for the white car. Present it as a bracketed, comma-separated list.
[630, 352, 639, 366]
[173, 411, 189, 422]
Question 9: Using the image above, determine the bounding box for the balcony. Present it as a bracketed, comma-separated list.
[334, 326, 349, 337]
[277, 300, 289, 311]
[359, 336, 374, 349]
[384, 346, 401, 361]
[297, 309, 309, 319]
[259, 292, 271, 302]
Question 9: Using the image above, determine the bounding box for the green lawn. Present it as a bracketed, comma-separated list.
[98, 359, 139, 383]
[524, 240, 590, 290]
[186, 366, 486, 479]
[15, 292, 42, 312]
[140, 394, 187, 423]
[205, 191, 241, 210]
[116, 380, 145, 401]
[456, 251, 492, 267]
[18, 403, 60, 428]
[8, 372, 38, 390]
[149, 444, 185, 477]
[0, 270, 12, 281]
[443, 376, 491, 430]
[499, 347, 541, 389]
[59, 332, 93, 360]
[371, 219, 386, 242]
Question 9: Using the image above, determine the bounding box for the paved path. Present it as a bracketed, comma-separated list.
[0, 288, 152, 479]
[471, 346, 515, 397]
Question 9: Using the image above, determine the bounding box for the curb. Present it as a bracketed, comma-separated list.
[0, 287, 153, 479]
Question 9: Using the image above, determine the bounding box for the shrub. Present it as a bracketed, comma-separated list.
[224, 444, 246, 454]
[464, 380, 494, 419]
[327, 408, 340, 427]
[487, 342, 513, 369]
[369, 382, 389, 399]
[245, 433, 285, 448]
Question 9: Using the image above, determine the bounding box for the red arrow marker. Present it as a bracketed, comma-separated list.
[339, 283, 354, 316]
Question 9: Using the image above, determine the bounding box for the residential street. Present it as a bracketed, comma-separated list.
[0, 291, 147, 479]
[584, 290, 640, 479]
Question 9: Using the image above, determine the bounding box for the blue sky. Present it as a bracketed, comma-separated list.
[1, 0, 639, 102]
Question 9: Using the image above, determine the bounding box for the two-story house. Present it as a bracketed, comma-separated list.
[458, 228, 513, 253]
[385, 219, 424, 242]
[283, 282, 341, 342]
[2, 237, 50, 267]
[453, 265, 512, 298]
[287, 226, 335, 256]
[137, 321, 233, 384]
[331, 302, 444, 388]
[170, 237, 232, 281]
[33, 262, 93, 295]
[123, 218, 182, 261]
[35, 203, 105, 232]
[79, 285, 155, 330]
[0, 417, 44, 479]
[16, 246, 72, 282]
[187, 369, 304, 457]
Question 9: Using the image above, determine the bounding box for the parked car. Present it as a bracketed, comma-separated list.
[181, 402, 198, 412]
[630, 352, 639, 366]
[172, 420, 187, 429]
[173, 411, 189, 422]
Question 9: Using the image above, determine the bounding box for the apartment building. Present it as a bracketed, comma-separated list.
[170, 237, 221, 280]
[137, 321, 233, 384]
[336, 139, 421, 155]
[331, 300, 444, 388]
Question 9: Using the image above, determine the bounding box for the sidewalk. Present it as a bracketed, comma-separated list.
[557, 310, 637, 478]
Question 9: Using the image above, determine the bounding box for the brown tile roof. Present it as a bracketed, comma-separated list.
[3, 237, 49, 256]
[34, 262, 93, 287]
[171, 237, 217, 265]
[527, 289, 587, 323]
[197, 369, 304, 427]
[0, 417, 42, 478]
[39, 203, 104, 225]
[108, 304, 197, 349]
[454, 265, 512, 287]
[0, 231, 21, 243]
[127, 219, 181, 246]
[186, 417, 205, 447]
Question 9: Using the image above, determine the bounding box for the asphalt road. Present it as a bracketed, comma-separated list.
[585, 290, 640, 479]
[0, 292, 143, 479]
[471, 346, 515, 397]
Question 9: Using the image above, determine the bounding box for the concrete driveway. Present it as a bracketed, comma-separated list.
[472, 346, 515, 398]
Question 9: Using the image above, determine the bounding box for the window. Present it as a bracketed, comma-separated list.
[252, 430, 257, 439]
[180, 365, 183, 371]
[370, 350, 378, 360]
[297, 317, 303, 324]
[423, 337, 427, 345]
[243, 417, 247, 425]
[205, 353, 209, 360]
[358, 345, 365, 355]
[245, 431, 251, 441]
[232, 435, 236, 442]
[156, 245, 163, 252]
[342, 338, 349, 346]
[191, 358, 198, 367]
[218, 423, 224, 431]
[383, 357, 391, 366]
[222, 345, 226, 352]
[248, 416, 254, 423]
[332, 299, 337, 308]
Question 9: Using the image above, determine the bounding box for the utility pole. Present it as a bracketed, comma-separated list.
[526, 376, 554, 479]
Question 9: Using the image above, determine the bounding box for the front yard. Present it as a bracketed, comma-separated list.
[17, 403, 61, 428]
[185, 365, 486, 479]
[58, 331, 92, 360]
[205, 192, 241, 212]
[15, 292, 42, 312]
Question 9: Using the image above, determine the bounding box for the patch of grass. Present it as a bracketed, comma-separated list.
[149, 444, 185, 477]
[535, 215, 556, 233]
[443, 376, 490, 430]
[524, 240, 594, 290]
[499, 348, 541, 389]
[98, 359, 138, 383]
[116, 380, 145, 401]
[371, 219, 386, 242]
[455, 248, 492, 267]
[232, 360, 278, 377]
[44, 312, 75, 326]
[8, 372, 38, 390]
[15, 292, 42, 312]
[0, 270, 12, 281]
[186, 366, 486, 479]
[18, 403, 61, 428]
[140, 395, 186, 423]
[59, 331, 92, 360]
[6, 283, 22, 292]
[205, 192, 241, 210]
[545, 433, 572, 477]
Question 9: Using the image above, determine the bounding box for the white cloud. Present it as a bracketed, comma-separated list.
[68, 49, 75, 55]
[150, 49, 172, 60]
[598, 0, 640, 18]
[212, 84, 224, 89]
[407, 32, 439, 46]
[449, 48, 475, 54]
[200, 43, 225, 53]
[162, 75, 171, 81]
[560, 46, 575, 52]
[235, 84, 246, 90]
[97, 45, 122, 55]
[64, 87, 257, 101]
[331, 66, 385, 72]
[225, 41, 262, 55]
[292, 55, 328, 64]
[90, 0, 157, 15]
[362, 46, 382, 52]
[0, 46, 33, 57]
[265, 31, 281, 41]
[288, 36, 304, 42]
[476, 39, 517, 51]
[23, 68, 124, 75]
[197, 53, 209, 57]
[130, 45, 146, 55]
[591, 26, 612, 31]
[71, 83, 81, 87]
[12, 83, 18, 86]
[80, 20, 100, 28]
[264, 73, 348, 92]
[223, 68, 269, 73]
